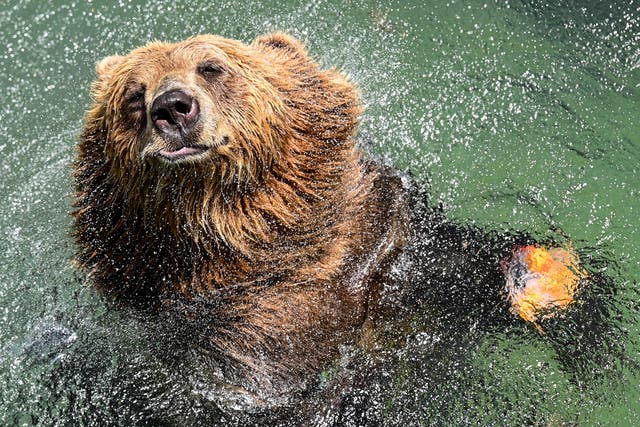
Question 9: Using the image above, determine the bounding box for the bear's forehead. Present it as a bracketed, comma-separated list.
[125, 35, 247, 67]
[109, 36, 270, 91]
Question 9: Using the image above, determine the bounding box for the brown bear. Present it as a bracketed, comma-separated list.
[73, 32, 586, 409]
[73, 32, 410, 405]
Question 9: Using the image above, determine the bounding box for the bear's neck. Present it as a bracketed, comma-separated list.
[74, 144, 370, 298]
[155, 147, 370, 293]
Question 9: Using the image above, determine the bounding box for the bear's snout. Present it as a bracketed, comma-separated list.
[151, 89, 200, 139]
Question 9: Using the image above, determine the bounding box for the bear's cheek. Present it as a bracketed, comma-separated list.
[118, 106, 147, 133]
[105, 110, 151, 161]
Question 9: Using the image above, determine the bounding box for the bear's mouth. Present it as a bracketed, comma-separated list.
[158, 145, 210, 161]
[143, 136, 229, 164]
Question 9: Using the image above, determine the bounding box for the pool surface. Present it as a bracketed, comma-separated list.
[1, 0, 638, 425]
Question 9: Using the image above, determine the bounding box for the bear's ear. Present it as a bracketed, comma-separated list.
[95, 55, 125, 80]
[252, 32, 308, 58]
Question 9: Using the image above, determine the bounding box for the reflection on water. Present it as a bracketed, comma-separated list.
[1, 0, 638, 425]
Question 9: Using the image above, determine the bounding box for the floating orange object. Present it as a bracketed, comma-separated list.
[503, 245, 587, 330]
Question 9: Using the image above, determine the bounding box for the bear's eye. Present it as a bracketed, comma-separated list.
[198, 61, 224, 78]
[124, 85, 145, 109]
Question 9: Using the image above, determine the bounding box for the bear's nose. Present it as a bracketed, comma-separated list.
[150, 89, 200, 136]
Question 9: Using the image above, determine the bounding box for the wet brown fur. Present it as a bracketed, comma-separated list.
[73, 33, 407, 403]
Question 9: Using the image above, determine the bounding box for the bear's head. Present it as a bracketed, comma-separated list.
[90, 33, 360, 176]
[76, 33, 364, 260]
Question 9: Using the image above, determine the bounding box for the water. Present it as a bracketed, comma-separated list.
[1, 0, 638, 425]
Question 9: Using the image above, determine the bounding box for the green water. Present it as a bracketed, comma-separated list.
[1, 0, 638, 425]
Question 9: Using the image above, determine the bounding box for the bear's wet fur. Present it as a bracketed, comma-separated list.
[73, 33, 410, 404]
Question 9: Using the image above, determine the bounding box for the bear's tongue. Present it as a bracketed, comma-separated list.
[158, 146, 206, 160]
